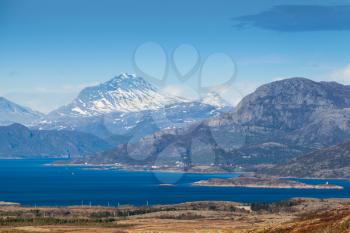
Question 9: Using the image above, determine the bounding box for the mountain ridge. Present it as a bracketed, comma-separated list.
[3, 75, 350, 173]
[0, 123, 112, 158]
[0, 97, 43, 126]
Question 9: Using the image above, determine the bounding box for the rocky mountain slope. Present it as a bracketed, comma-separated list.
[262, 140, 350, 178]
[0, 97, 43, 126]
[0, 124, 112, 158]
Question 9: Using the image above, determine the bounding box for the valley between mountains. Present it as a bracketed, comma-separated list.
[2, 73, 350, 179]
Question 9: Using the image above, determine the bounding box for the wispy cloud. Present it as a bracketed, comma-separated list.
[160, 84, 202, 101]
[233, 5, 350, 32]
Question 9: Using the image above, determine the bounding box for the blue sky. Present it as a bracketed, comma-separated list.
[1, 0, 350, 112]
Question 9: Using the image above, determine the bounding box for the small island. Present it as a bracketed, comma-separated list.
[193, 174, 343, 189]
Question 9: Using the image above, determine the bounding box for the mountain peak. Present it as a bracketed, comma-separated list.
[109, 73, 138, 84]
[49, 73, 180, 117]
[115, 72, 137, 79]
[102, 73, 155, 91]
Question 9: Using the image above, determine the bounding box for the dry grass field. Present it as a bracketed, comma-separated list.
[0, 199, 349, 233]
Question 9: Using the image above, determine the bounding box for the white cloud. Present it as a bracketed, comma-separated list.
[160, 84, 199, 100]
[330, 64, 350, 84]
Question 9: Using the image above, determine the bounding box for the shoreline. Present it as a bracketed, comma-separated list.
[47, 163, 244, 175]
[47, 163, 350, 180]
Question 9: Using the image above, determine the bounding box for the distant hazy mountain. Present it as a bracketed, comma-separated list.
[75, 78, 350, 167]
[40, 73, 230, 139]
[0, 124, 111, 158]
[262, 140, 350, 178]
[0, 97, 43, 126]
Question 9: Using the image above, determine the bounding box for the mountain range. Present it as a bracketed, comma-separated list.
[0, 124, 111, 158]
[0, 73, 230, 157]
[2, 74, 350, 178]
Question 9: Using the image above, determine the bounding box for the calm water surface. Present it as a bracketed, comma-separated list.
[0, 159, 349, 206]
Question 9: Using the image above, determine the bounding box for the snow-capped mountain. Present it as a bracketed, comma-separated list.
[0, 97, 43, 126]
[49, 73, 183, 118]
[40, 73, 227, 139]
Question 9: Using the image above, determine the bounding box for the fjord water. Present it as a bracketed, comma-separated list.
[0, 159, 350, 206]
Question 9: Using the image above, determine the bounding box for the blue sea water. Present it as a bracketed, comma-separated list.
[0, 159, 349, 206]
